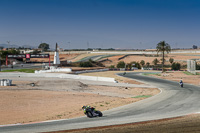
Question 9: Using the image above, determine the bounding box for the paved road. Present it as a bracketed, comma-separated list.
[0, 72, 200, 133]
[75, 54, 117, 62]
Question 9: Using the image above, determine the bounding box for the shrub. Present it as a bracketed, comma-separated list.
[169, 58, 174, 64]
[196, 63, 200, 70]
[140, 60, 145, 67]
[109, 65, 115, 68]
[133, 62, 141, 69]
[79, 61, 93, 67]
[171, 62, 181, 70]
[146, 62, 150, 68]
[117, 61, 126, 68]
[127, 61, 141, 69]
[95, 61, 105, 67]
[152, 58, 159, 66]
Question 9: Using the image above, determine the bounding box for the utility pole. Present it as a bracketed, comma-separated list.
[0, 56, 1, 71]
[7, 41, 10, 49]
[68, 42, 70, 54]
[87, 41, 89, 49]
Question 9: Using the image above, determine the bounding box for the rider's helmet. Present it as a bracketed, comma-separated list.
[82, 106, 86, 110]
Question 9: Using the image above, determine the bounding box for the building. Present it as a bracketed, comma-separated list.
[193, 45, 198, 49]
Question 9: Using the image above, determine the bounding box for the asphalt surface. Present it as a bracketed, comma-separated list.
[75, 54, 117, 62]
[0, 72, 200, 133]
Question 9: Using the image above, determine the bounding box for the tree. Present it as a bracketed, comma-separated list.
[109, 65, 115, 68]
[169, 58, 174, 64]
[146, 62, 150, 69]
[140, 60, 145, 68]
[160, 58, 166, 64]
[152, 58, 159, 66]
[127, 61, 141, 69]
[156, 41, 171, 73]
[0, 49, 20, 59]
[38, 43, 50, 51]
[10, 49, 20, 54]
[117, 61, 126, 68]
[31, 49, 41, 54]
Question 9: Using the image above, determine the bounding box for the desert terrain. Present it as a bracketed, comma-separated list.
[27, 51, 200, 68]
[0, 75, 159, 125]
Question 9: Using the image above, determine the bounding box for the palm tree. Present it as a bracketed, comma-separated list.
[156, 41, 171, 73]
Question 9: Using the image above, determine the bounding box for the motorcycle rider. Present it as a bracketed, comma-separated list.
[82, 105, 92, 114]
[179, 80, 183, 87]
[82, 105, 96, 115]
[82, 105, 103, 118]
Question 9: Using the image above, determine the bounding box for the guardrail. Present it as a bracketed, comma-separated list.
[74, 68, 109, 74]
[60, 74, 116, 82]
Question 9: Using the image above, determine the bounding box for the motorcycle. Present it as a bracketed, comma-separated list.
[84, 107, 103, 118]
[180, 82, 183, 88]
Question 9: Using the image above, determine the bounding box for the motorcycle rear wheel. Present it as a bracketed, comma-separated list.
[96, 111, 103, 117]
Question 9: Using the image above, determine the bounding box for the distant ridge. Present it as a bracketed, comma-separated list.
[0, 44, 36, 49]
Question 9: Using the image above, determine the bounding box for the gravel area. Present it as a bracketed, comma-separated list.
[0, 76, 159, 125]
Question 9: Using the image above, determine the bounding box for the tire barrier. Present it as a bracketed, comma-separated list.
[0, 79, 12, 86]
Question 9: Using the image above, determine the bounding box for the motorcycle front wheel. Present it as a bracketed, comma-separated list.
[86, 111, 93, 118]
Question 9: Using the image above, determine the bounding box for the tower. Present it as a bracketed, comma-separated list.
[53, 43, 60, 65]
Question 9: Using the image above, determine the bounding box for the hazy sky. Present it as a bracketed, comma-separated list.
[1, 0, 200, 49]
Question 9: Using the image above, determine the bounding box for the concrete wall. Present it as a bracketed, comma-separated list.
[35, 67, 72, 73]
[60, 74, 116, 82]
[0, 73, 116, 83]
[74, 69, 109, 74]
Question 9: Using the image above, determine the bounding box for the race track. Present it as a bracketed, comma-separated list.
[1, 72, 200, 133]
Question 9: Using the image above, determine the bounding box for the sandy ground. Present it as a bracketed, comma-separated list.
[0, 76, 159, 125]
[146, 71, 200, 86]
